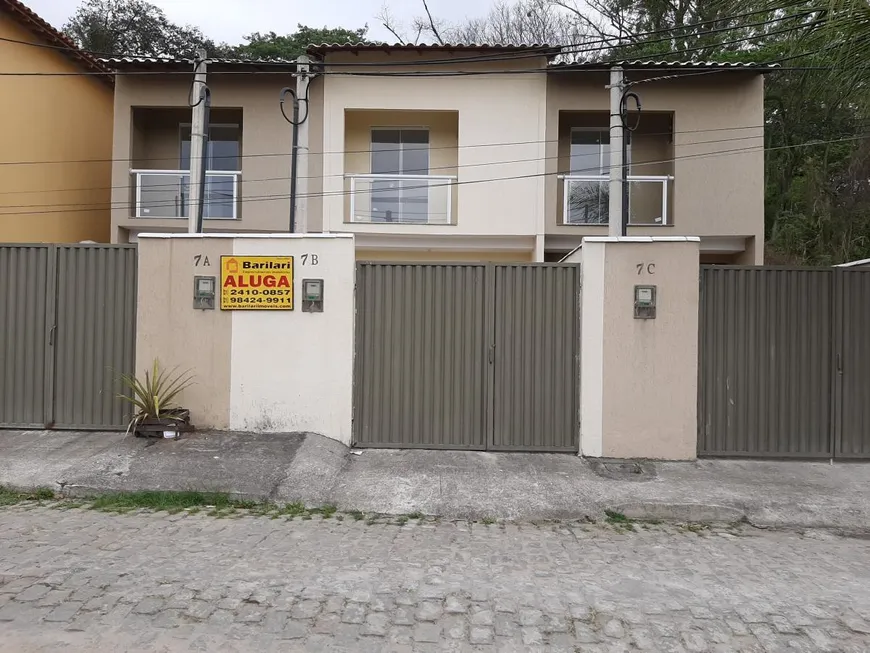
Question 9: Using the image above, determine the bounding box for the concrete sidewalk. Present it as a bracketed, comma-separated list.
[1, 430, 868, 531]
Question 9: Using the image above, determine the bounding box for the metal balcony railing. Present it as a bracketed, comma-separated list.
[132, 169, 241, 220]
[347, 174, 456, 225]
[561, 174, 673, 226]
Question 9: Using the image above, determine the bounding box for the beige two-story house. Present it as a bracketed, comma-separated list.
[106, 44, 768, 264]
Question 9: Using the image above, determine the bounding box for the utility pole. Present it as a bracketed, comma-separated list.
[294, 56, 311, 233]
[607, 65, 624, 237]
[280, 58, 311, 233]
[188, 49, 209, 233]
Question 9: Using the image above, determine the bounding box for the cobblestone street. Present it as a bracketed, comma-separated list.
[1, 506, 869, 652]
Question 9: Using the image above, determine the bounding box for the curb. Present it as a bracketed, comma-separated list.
[608, 501, 747, 524]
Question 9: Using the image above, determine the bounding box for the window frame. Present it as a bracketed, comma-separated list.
[179, 123, 242, 172]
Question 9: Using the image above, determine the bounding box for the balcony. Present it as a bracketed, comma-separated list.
[346, 174, 456, 225]
[561, 175, 673, 226]
[132, 170, 241, 220]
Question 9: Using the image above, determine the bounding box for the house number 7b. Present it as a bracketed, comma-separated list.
[637, 263, 656, 275]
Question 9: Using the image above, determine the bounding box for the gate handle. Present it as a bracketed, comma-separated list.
[838, 353, 843, 374]
[49, 325, 56, 346]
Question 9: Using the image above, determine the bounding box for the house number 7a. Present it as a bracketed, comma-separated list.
[637, 263, 656, 275]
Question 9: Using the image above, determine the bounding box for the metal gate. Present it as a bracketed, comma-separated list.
[353, 263, 580, 451]
[698, 266, 870, 458]
[0, 244, 137, 430]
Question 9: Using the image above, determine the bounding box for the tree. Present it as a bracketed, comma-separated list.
[377, 0, 591, 46]
[586, 0, 870, 264]
[447, 0, 589, 45]
[223, 25, 369, 61]
[63, 0, 215, 57]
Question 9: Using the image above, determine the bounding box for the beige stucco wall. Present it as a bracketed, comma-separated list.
[546, 73, 765, 263]
[135, 233, 355, 444]
[343, 110, 459, 224]
[0, 15, 113, 243]
[135, 237, 233, 429]
[320, 52, 549, 254]
[111, 73, 298, 241]
[580, 237, 700, 460]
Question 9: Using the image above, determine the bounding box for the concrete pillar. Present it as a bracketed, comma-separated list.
[135, 233, 356, 445]
[579, 236, 700, 460]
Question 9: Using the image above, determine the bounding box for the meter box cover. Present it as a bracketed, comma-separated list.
[220, 256, 294, 310]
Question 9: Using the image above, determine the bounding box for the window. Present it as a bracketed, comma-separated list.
[180, 124, 240, 219]
[180, 124, 240, 171]
[570, 129, 610, 175]
[566, 128, 632, 224]
[370, 129, 430, 223]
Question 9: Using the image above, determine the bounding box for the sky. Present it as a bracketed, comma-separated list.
[26, 0, 497, 45]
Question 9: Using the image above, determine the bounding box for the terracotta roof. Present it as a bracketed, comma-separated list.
[550, 60, 778, 71]
[307, 42, 557, 56]
[101, 56, 297, 72]
[0, 0, 112, 81]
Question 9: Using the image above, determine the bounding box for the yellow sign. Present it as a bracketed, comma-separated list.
[220, 256, 294, 310]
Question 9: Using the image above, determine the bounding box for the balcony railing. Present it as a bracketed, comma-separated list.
[132, 169, 241, 220]
[561, 175, 673, 226]
[347, 174, 456, 225]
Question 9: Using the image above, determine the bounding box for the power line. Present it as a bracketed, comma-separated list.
[0, 129, 773, 208]
[0, 123, 770, 168]
[1, 132, 863, 217]
[0, 17, 826, 79]
[0, 0, 813, 69]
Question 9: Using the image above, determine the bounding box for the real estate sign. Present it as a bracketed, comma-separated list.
[220, 256, 294, 310]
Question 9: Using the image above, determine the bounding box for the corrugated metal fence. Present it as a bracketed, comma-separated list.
[698, 266, 870, 458]
[0, 244, 137, 430]
[354, 263, 580, 452]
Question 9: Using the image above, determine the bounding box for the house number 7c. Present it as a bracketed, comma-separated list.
[637, 263, 656, 275]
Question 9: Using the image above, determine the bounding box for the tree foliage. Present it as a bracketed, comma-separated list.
[63, 0, 215, 57]
[220, 25, 369, 61]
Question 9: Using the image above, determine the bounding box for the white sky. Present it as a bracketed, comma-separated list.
[26, 0, 498, 44]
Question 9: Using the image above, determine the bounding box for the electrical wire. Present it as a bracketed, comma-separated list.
[0, 132, 862, 217]
[0, 123, 772, 169]
[0, 1, 813, 67]
[0, 129, 774, 206]
[0, 11, 827, 79]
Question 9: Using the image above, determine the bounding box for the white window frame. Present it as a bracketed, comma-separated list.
[179, 122, 241, 171]
[367, 127, 432, 223]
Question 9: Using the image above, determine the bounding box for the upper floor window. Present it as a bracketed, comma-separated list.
[371, 129, 430, 175]
[570, 128, 632, 176]
[369, 129, 431, 223]
[180, 124, 240, 172]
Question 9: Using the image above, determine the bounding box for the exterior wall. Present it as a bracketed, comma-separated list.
[546, 73, 765, 263]
[343, 109, 459, 224]
[320, 53, 548, 257]
[580, 237, 700, 460]
[136, 237, 233, 429]
[135, 234, 355, 445]
[555, 111, 674, 225]
[0, 14, 113, 243]
[111, 74, 298, 241]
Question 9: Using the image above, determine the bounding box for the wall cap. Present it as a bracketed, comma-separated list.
[582, 236, 701, 243]
[138, 233, 355, 240]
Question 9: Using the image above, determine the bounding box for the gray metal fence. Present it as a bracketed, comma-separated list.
[0, 244, 137, 430]
[491, 264, 580, 452]
[353, 263, 580, 452]
[698, 266, 870, 458]
[835, 270, 870, 458]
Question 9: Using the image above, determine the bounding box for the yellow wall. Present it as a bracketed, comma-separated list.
[0, 14, 113, 243]
[357, 249, 532, 262]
